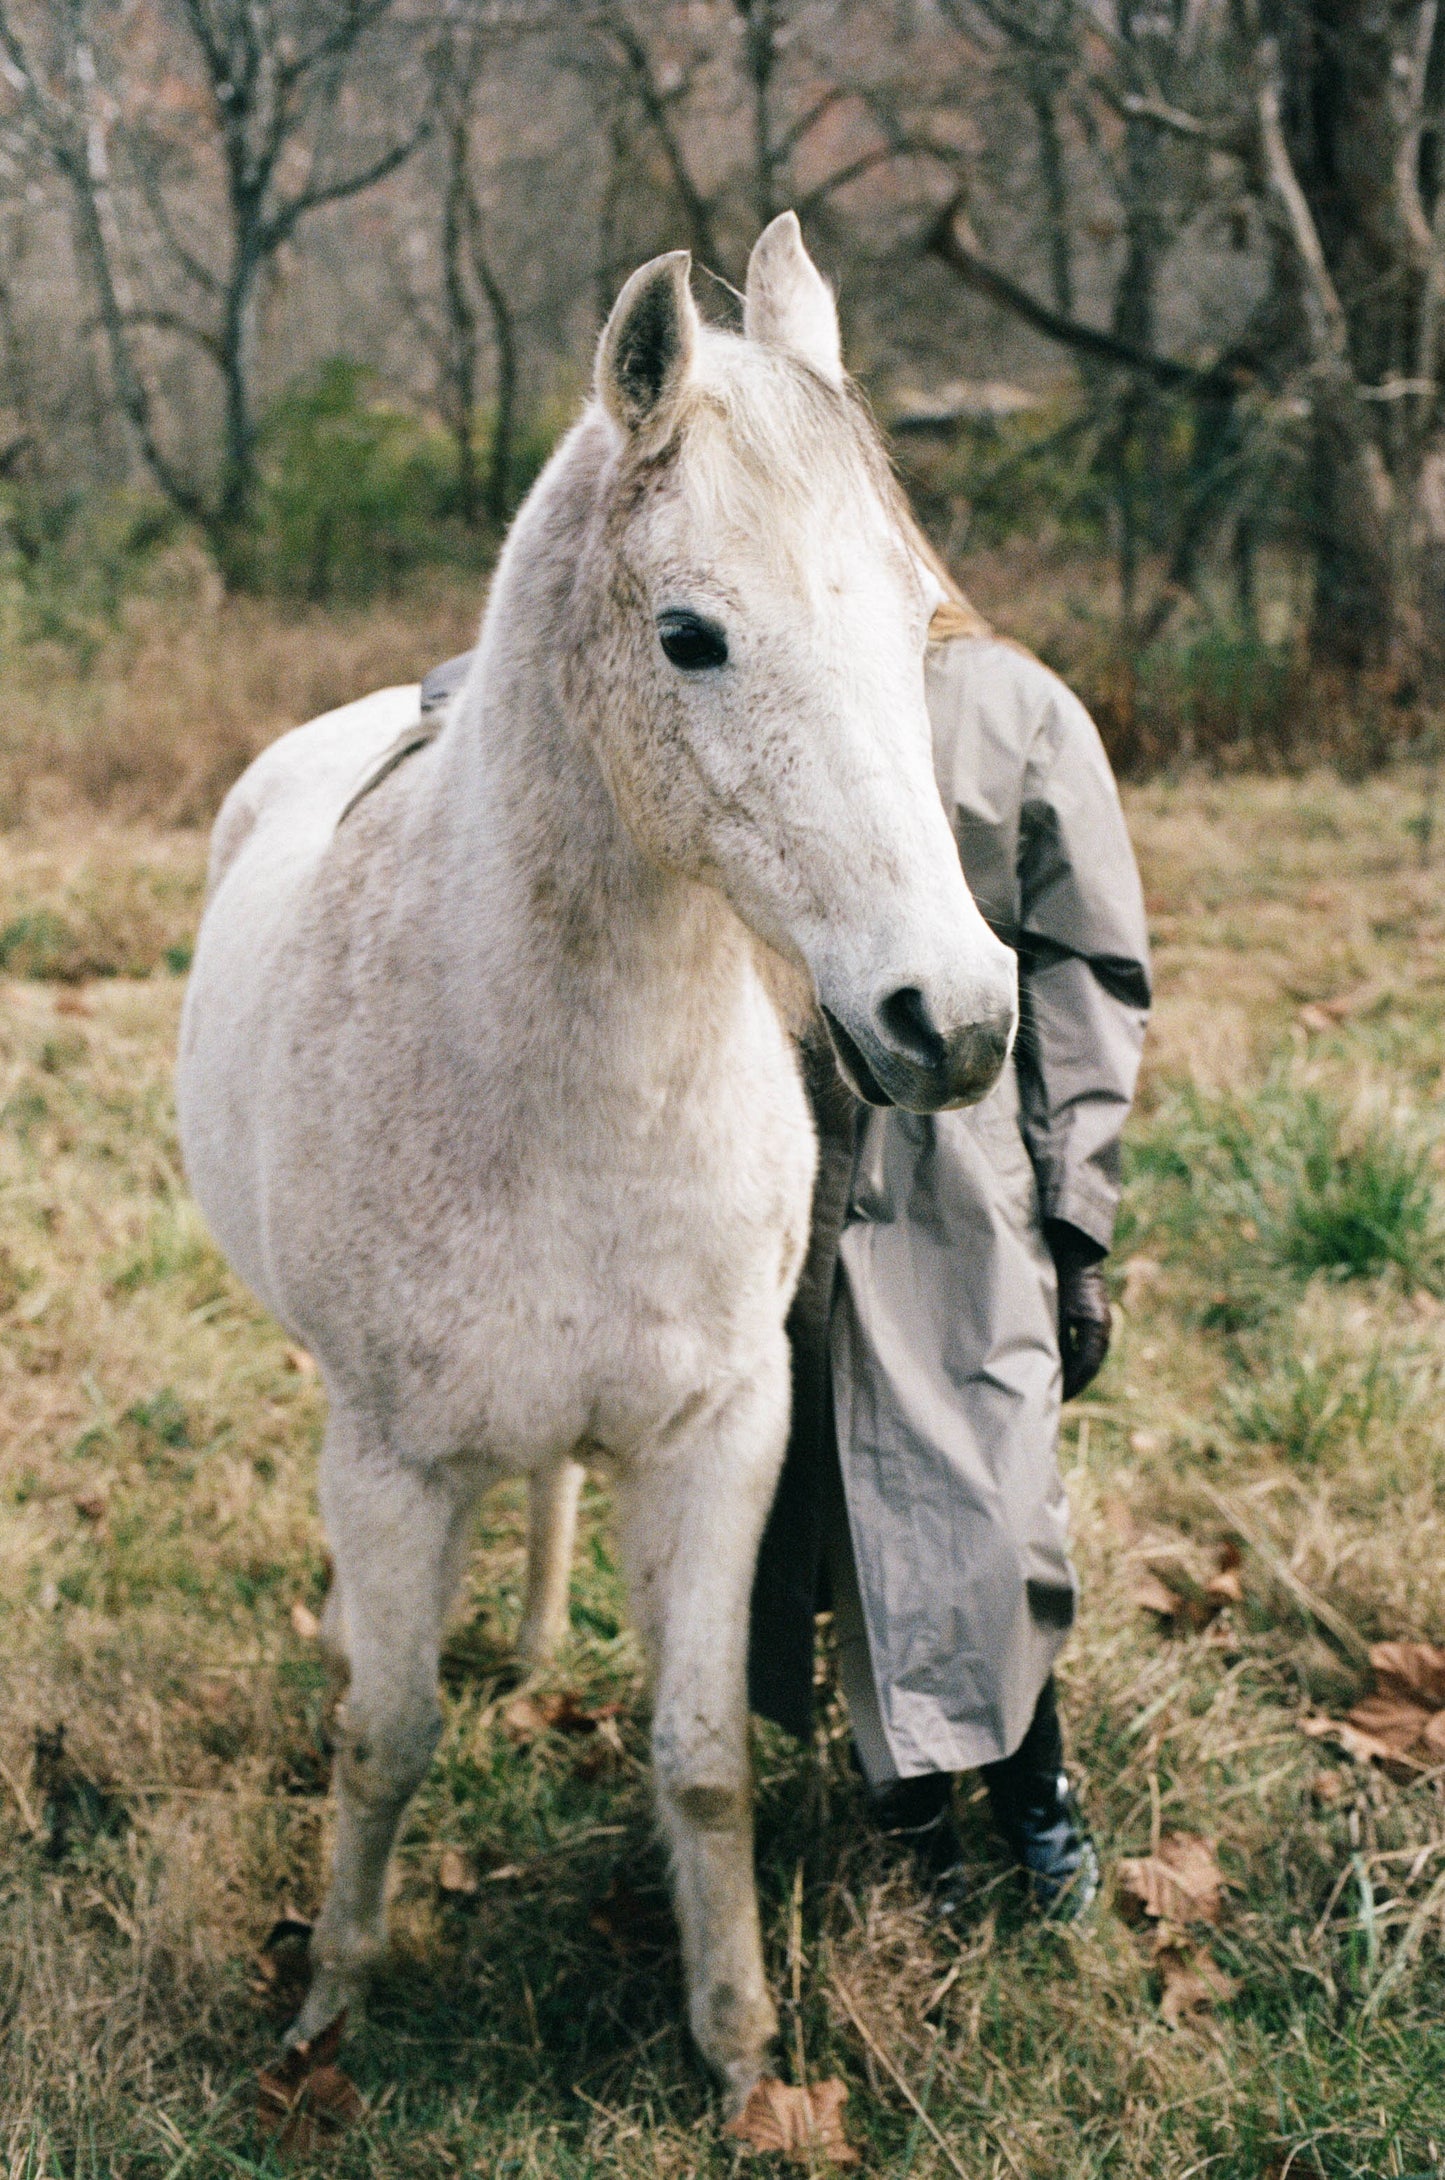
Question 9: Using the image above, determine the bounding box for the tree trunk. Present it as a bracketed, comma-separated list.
[1267, 0, 1443, 674]
[442, 115, 482, 528]
[469, 210, 517, 531]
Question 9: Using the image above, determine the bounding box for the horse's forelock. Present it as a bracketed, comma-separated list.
[662, 334, 907, 559]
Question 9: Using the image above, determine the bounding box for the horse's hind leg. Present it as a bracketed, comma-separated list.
[293, 1418, 477, 2042]
[516, 1457, 584, 1668]
[613, 1352, 790, 2113]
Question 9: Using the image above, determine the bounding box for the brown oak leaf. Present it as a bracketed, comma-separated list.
[1301, 1638, 1445, 1774]
[1368, 1639, 1445, 1711]
[1346, 1693, 1437, 1756]
[1135, 1570, 1186, 1621]
[1117, 1834, 1222, 1926]
[502, 1689, 623, 1743]
[1204, 1563, 1244, 1607]
[724, 2076, 859, 2166]
[1155, 1939, 1238, 2026]
[256, 2014, 363, 2157]
[1299, 1713, 1419, 1772]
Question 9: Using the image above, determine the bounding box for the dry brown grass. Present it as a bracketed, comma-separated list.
[1, 602, 1444, 2176]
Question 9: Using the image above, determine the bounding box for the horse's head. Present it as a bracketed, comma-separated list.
[569, 212, 1016, 1113]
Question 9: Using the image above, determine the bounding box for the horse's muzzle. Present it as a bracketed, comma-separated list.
[822, 980, 1016, 1113]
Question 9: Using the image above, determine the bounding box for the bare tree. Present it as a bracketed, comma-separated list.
[0, 0, 432, 561]
[581, 0, 939, 292]
[433, 15, 520, 529]
[921, 0, 1445, 678]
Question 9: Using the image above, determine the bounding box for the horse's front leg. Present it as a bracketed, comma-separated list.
[293, 1417, 479, 2043]
[614, 1349, 790, 2114]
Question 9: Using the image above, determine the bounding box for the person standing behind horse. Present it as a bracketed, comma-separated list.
[748, 558, 1151, 1918]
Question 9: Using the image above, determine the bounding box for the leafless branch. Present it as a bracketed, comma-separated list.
[595, 4, 719, 265]
[262, 123, 431, 251]
[925, 195, 1249, 395]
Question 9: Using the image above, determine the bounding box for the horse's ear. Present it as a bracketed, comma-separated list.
[596, 250, 698, 438]
[743, 211, 842, 384]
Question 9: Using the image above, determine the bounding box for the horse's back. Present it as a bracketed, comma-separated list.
[179, 686, 422, 1307]
[205, 685, 422, 898]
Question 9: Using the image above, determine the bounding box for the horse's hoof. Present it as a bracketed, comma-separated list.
[718, 2060, 768, 2123]
[287, 1953, 373, 2048]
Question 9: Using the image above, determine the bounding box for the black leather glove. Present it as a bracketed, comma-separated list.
[1046, 1222, 1111, 1401]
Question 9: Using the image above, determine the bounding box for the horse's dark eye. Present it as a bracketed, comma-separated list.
[658, 611, 728, 671]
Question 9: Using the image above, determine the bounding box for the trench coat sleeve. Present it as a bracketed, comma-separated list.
[931, 640, 1151, 1256]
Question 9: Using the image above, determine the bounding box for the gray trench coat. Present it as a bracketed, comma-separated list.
[748, 634, 1151, 1776]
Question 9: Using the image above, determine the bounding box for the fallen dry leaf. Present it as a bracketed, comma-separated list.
[1117, 1834, 1222, 1926]
[1129, 1427, 1164, 1456]
[1135, 1570, 1186, 1621]
[438, 1846, 478, 1895]
[1136, 1540, 1245, 1634]
[1156, 1940, 1238, 2026]
[1299, 980, 1385, 1034]
[1204, 1564, 1244, 1607]
[1300, 1713, 1421, 1772]
[501, 1694, 555, 1743]
[502, 1689, 622, 1743]
[283, 1345, 317, 1376]
[573, 1712, 627, 1779]
[1347, 1693, 1437, 1755]
[1369, 1639, 1445, 1711]
[724, 2076, 859, 2166]
[290, 1600, 320, 1642]
[1300, 1638, 1445, 1773]
[73, 1490, 107, 1521]
[256, 2014, 363, 2156]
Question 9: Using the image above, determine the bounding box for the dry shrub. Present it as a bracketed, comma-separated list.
[958, 543, 1433, 776]
[0, 556, 481, 829]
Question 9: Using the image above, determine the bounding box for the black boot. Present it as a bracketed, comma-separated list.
[867, 1771, 970, 1921]
[981, 1679, 1099, 1922]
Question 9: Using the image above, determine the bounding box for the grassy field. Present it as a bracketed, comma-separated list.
[2, 599, 1445, 2177]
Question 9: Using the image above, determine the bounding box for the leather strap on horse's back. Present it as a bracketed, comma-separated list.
[336, 649, 476, 829]
[420, 650, 475, 715]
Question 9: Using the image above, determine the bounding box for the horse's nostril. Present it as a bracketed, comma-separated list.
[876, 985, 948, 1073]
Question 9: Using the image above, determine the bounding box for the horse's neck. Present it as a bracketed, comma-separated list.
[429, 421, 752, 1080]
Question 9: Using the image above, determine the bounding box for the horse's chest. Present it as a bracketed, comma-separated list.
[488, 1086, 813, 1453]
[279, 1019, 815, 1468]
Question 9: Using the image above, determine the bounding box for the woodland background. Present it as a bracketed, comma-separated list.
[5, 1, 1445, 776]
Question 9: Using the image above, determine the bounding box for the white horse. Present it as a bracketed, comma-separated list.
[177, 214, 1017, 2110]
